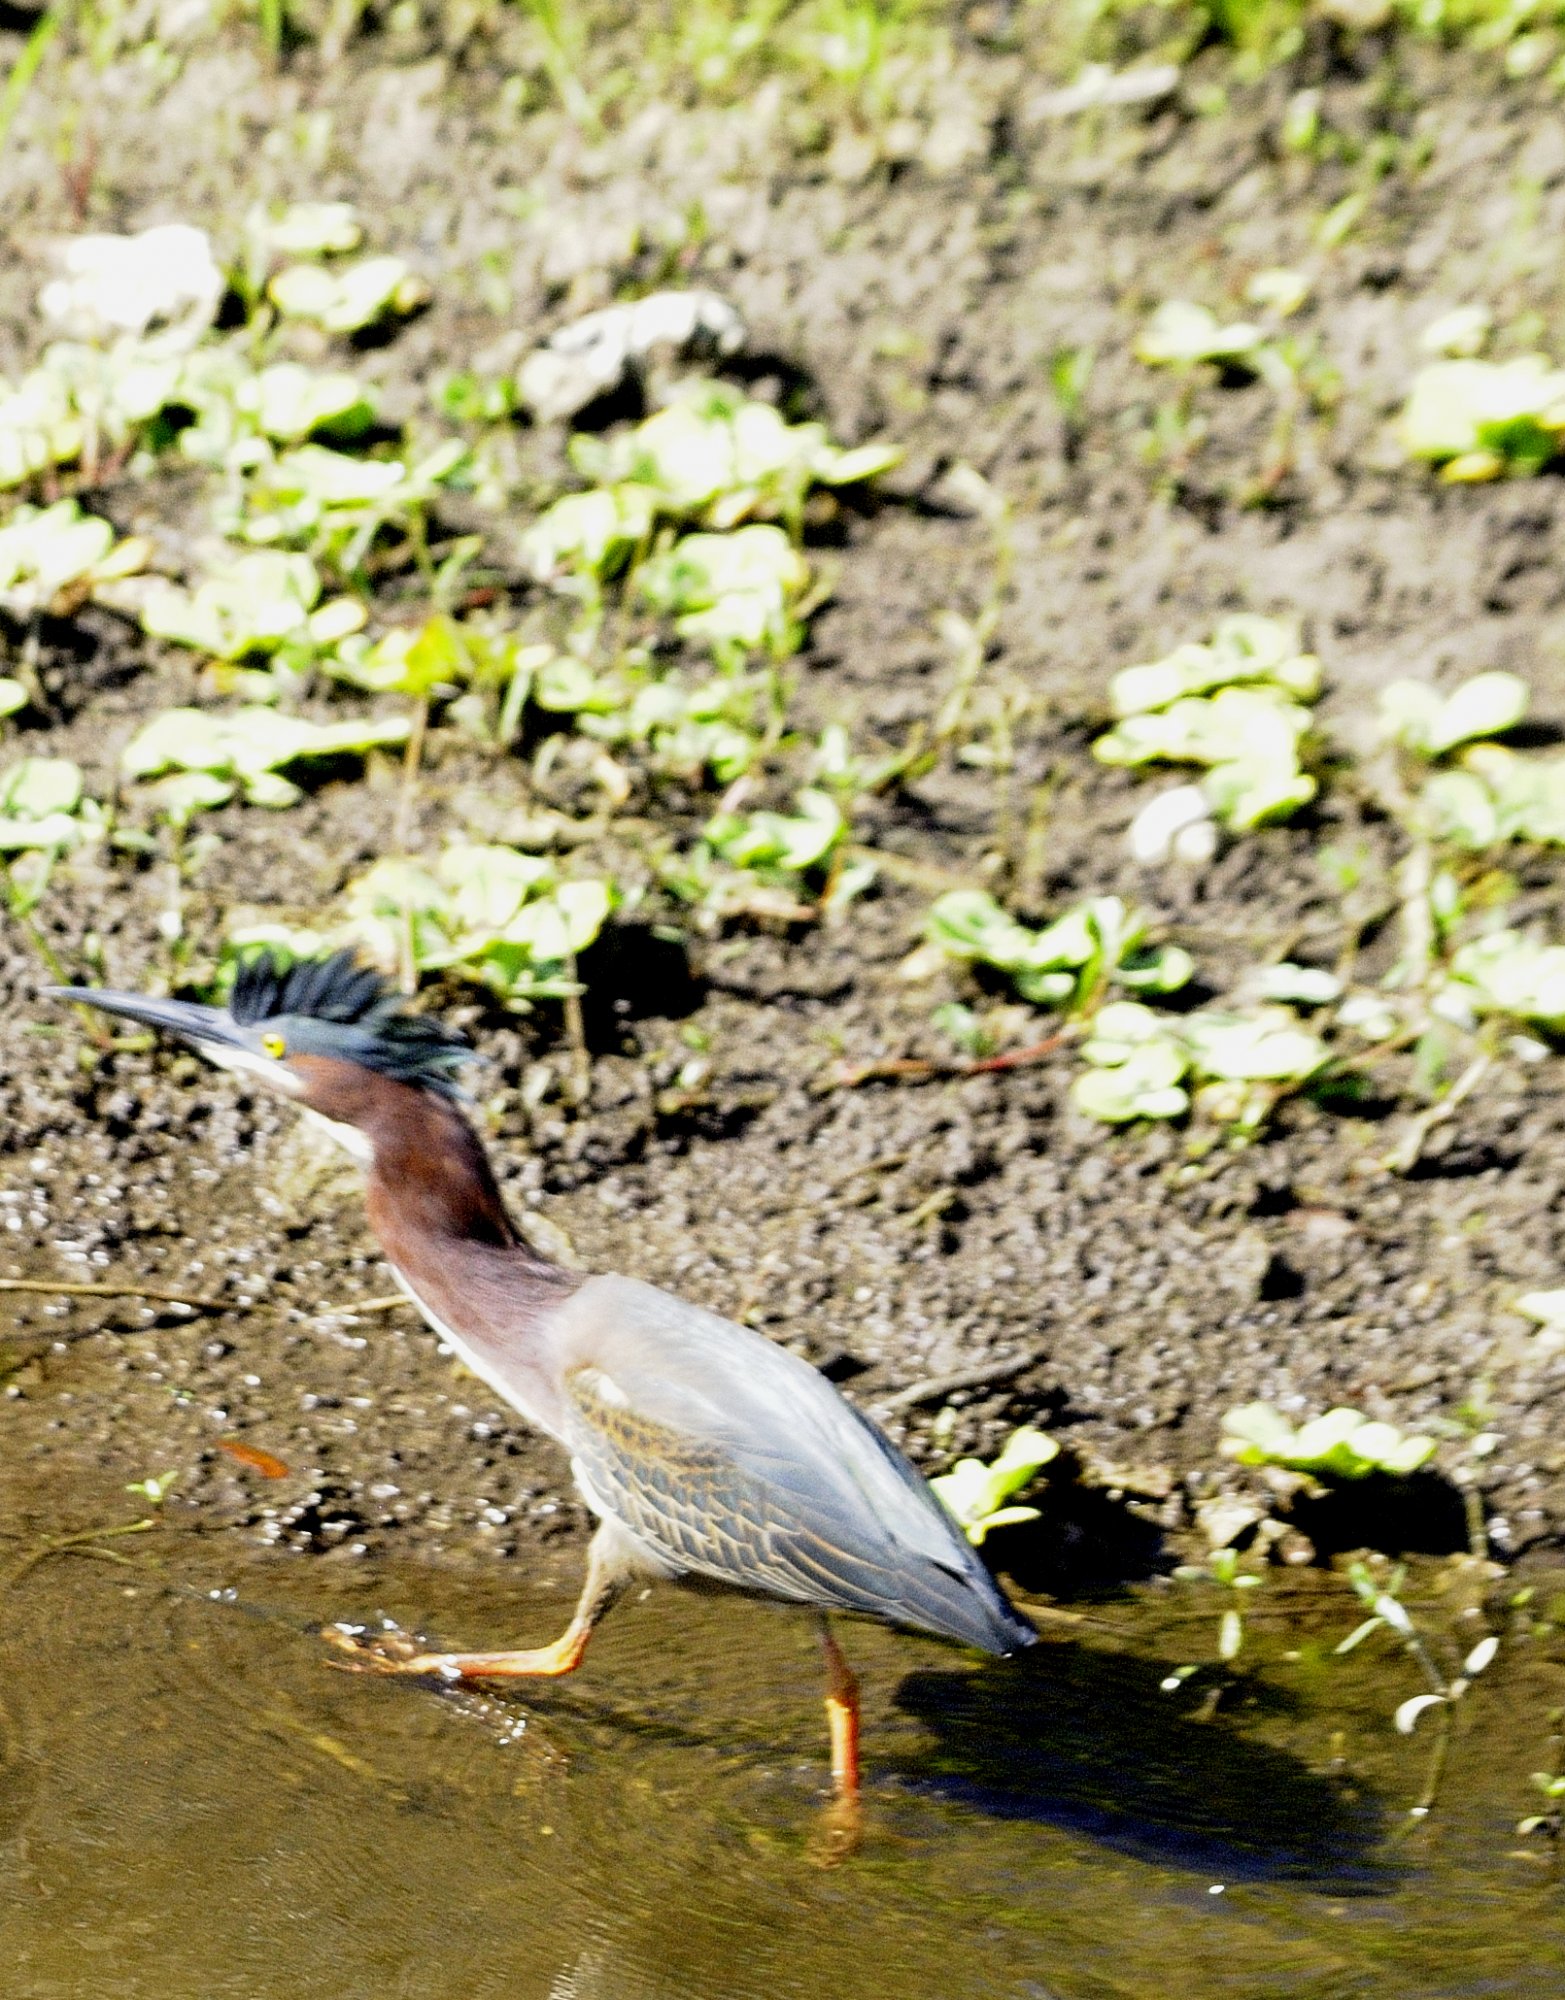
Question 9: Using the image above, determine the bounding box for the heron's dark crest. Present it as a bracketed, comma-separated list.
[232, 949, 471, 1099]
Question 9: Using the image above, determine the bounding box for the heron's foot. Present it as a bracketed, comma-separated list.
[808, 1791, 863, 1869]
[321, 1621, 462, 1679]
[322, 1621, 589, 1681]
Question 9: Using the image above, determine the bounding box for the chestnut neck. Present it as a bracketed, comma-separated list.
[289, 1055, 536, 1263]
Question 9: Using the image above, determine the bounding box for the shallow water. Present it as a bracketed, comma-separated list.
[0, 1516, 1561, 2000]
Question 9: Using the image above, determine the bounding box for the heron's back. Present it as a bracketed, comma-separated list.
[542, 1275, 1038, 1656]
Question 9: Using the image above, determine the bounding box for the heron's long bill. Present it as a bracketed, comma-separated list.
[49, 986, 252, 1054]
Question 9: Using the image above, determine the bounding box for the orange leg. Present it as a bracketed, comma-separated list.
[812, 1617, 864, 1865]
[820, 1621, 861, 1799]
[324, 1526, 631, 1682]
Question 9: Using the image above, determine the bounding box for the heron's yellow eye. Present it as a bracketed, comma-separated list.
[261, 1031, 287, 1060]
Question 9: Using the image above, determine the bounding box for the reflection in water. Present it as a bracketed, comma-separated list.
[0, 1519, 1561, 2000]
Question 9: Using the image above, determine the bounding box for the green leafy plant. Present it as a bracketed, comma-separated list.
[1108, 615, 1321, 717]
[1073, 1000, 1329, 1125]
[327, 616, 546, 750]
[267, 255, 429, 335]
[572, 667, 773, 786]
[568, 377, 898, 528]
[146, 349, 380, 472]
[638, 525, 811, 668]
[0, 339, 380, 493]
[1444, 929, 1565, 1027]
[333, 844, 613, 1007]
[1417, 744, 1565, 849]
[1401, 355, 1565, 480]
[924, 890, 1193, 1009]
[1379, 670, 1529, 758]
[1096, 616, 1320, 830]
[930, 1425, 1059, 1544]
[1135, 300, 1275, 375]
[136, 550, 365, 668]
[810, 718, 926, 799]
[704, 786, 844, 872]
[0, 757, 104, 851]
[221, 439, 469, 585]
[1072, 1013, 1192, 1122]
[0, 337, 183, 488]
[1222, 1402, 1437, 1479]
[1248, 961, 1343, 1006]
[1519, 1746, 1565, 1842]
[1170, 1544, 1267, 1667]
[520, 485, 658, 587]
[125, 1469, 180, 1505]
[415, 629, 776, 782]
[1336, 1560, 1500, 1777]
[122, 706, 410, 817]
[665, 786, 866, 924]
[244, 199, 364, 263]
[0, 499, 149, 616]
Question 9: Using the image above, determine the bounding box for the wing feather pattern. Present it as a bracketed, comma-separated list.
[551, 1276, 1036, 1656]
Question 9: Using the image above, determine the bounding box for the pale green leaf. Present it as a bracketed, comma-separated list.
[1402, 356, 1565, 468]
[268, 255, 427, 334]
[0, 755, 82, 818]
[1381, 672, 1529, 757]
[1221, 1401, 1435, 1479]
[1136, 300, 1267, 368]
[250, 201, 363, 258]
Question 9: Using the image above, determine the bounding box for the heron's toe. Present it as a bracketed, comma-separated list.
[321, 1621, 435, 1675]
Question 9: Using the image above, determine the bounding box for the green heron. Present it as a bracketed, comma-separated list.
[53, 952, 1036, 1825]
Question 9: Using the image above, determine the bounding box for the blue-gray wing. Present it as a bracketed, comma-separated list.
[547, 1275, 1036, 1655]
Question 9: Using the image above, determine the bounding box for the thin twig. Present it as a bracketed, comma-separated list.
[1396, 838, 1435, 991]
[2, 862, 116, 1047]
[0, 1277, 233, 1312]
[0, 1278, 412, 1328]
[873, 1346, 1049, 1415]
[562, 952, 590, 1107]
[5, 1518, 156, 1589]
[895, 1187, 956, 1230]
[826, 1029, 1073, 1092]
[391, 695, 429, 856]
[1399, 1703, 1455, 1833]
[1386, 1050, 1493, 1175]
[842, 844, 972, 893]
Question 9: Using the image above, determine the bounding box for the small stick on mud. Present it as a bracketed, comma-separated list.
[0, 1278, 417, 1333]
[0, 1277, 235, 1313]
[562, 952, 591, 1106]
[842, 845, 973, 893]
[1385, 1050, 1492, 1175]
[873, 1346, 1049, 1415]
[4, 1517, 157, 1589]
[391, 696, 430, 856]
[826, 1028, 1073, 1092]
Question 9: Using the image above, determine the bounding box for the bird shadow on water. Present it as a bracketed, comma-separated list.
[889, 1641, 1390, 1893]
